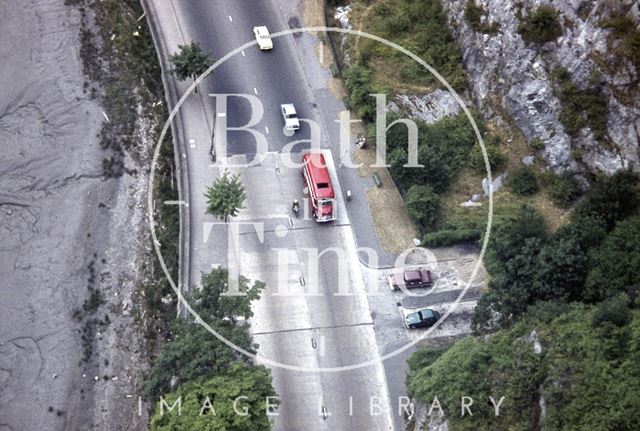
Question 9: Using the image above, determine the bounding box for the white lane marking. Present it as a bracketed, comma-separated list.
[265, 126, 269, 134]
[241, 50, 245, 57]
[189, 138, 196, 148]
[253, 87, 258, 95]
[228, 15, 233, 22]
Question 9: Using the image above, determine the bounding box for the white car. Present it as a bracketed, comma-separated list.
[253, 26, 273, 50]
[280, 104, 300, 131]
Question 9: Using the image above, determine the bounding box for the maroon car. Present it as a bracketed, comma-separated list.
[388, 269, 433, 291]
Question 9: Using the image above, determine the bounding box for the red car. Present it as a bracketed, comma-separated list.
[388, 269, 433, 291]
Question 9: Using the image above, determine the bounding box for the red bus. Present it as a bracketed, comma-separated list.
[301, 152, 337, 222]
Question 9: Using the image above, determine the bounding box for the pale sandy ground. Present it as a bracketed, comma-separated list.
[0, 1, 149, 430]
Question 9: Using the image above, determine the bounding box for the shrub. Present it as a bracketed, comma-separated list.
[600, 15, 640, 71]
[517, 6, 563, 44]
[508, 166, 538, 196]
[554, 67, 608, 141]
[549, 172, 582, 207]
[469, 134, 505, 175]
[342, 64, 377, 122]
[422, 228, 481, 247]
[405, 185, 440, 230]
[464, 1, 500, 34]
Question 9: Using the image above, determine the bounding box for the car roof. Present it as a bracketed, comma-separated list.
[281, 104, 297, 115]
[418, 309, 436, 318]
[254, 26, 269, 35]
[404, 270, 422, 281]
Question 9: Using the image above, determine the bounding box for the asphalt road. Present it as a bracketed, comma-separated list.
[145, 0, 395, 429]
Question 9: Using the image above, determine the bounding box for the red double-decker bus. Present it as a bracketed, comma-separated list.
[301, 152, 337, 222]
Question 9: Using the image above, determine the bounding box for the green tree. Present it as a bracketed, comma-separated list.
[474, 205, 546, 332]
[150, 363, 278, 431]
[575, 170, 640, 230]
[535, 217, 607, 302]
[405, 184, 440, 230]
[205, 171, 246, 222]
[586, 214, 640, 301]
[190, 267, 265, 324]
[169, 42, 213, 93]
[145, 321, 255, 399]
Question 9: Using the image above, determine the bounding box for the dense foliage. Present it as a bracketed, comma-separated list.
[473, 170, 640, 333]
[517, 6, 563, 44]
[146, 268, 274, 428]
[507, 165, 538, 196]
[405, 185, 440, 231]
[547, 172, 582, 208]
[150, 363, 277, 431]
[407, 302, 640, 430]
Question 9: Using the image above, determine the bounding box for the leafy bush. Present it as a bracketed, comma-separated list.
[549, 172, 582, 207]
[422, 217, 482, 247]
[517, 6, 563, 44]
[464, 1, 500, 34]
[507, 166, 538, 196]
[388, 113, 480, 194]
[422, 228, 481, 247]
[469, 134, 505, 175]
[342, 64, 377, 122]
[554, 67, 608, 141]
[405, 185, 440, 230]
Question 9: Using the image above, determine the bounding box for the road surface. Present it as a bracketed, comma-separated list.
[143, 0, 395, 429]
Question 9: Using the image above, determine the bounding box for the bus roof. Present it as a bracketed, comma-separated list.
[302, 153, 335, 199]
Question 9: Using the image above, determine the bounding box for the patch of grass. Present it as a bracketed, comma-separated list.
[348, 0, 465, 92]
[517, 6, 563, 44]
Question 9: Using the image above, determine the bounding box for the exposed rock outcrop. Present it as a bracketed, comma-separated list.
[444, 0, 640, 174]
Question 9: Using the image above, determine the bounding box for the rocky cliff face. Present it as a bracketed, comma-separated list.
[444, 0, 640, 174]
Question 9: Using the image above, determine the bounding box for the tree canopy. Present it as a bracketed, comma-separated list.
[204, 171, 247, 222]
[169, 41, 213, 82]
[150, 363, 278, 431]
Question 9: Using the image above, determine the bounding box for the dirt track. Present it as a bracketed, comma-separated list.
[0, 1, 149, 429]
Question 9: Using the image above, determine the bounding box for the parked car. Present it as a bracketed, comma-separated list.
[404, 308, 440, 329]
[280, 103, 300, 131]
[388, 269, 433, 291]
[253, 26, 273, 50]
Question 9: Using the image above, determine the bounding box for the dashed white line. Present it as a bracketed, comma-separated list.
[265, 126, 270, 134]
[253, 87, 258, 95]
[228, 15, 233, 22]
[241, 50, 245, 57]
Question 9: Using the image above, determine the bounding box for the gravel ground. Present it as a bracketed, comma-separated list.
[0, 1, 149, 429]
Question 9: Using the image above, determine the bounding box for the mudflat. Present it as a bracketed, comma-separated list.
[0, 1, 149, 429]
